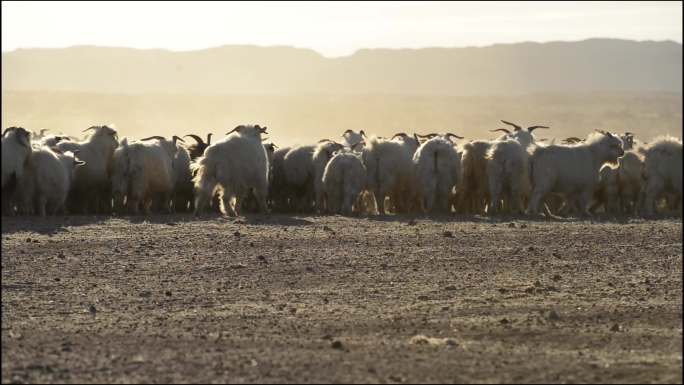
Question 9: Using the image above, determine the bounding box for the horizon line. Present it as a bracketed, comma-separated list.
[2, 37, 681, 59]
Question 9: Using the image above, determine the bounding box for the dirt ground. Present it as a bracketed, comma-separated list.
[1, 214, 682, 383]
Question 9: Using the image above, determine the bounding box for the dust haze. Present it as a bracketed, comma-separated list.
[2, 39, 681, 145]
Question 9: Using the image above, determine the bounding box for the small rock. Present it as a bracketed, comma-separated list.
[289, 308, 297, 314]
[508, 222, 516, 228]
[444, 285, 457, 291]
[257, 255, 267, 263]
[166, 222, 177, 226]
[442, 230, 454, 238]
[500, 318, 510, 324]
[57, 251, 65, 259]
[139, 290, 152, 298]
[165, 290, 172, 296]
[323, 225, 333, 232]
[88, 304, 97, 315]
[552, 274, 562, 282]
[331, 340, 344, 350]
[407, 219, 417, 226]
[610, 323, 622, 332]
[547, 310, 561, 321]
[528, 245, 535, 251]
[498, 288, 508, 294]
[520, 223, 528, 228]
[249, 242, 255, 247]
[417, 295, 429, 301]
[322, 334, 333, 340]
[534, 280, 542, 287]
[54, 277, 61, 282]
[233, 231, 241, 237]
[26, 237, 32, 243]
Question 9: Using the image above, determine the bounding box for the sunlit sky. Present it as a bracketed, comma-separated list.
[2, 1, 682, 57]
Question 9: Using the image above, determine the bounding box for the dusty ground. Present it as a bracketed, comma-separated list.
[1, 214, 682, 383]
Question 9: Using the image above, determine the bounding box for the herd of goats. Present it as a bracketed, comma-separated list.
[1, 121, 682, 219]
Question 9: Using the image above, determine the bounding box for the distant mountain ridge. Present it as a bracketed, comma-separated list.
[2, 38, 681, 95]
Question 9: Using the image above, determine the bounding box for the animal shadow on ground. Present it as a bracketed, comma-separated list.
[1, 215, 110, 235]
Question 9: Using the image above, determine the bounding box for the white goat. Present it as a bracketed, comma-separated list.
[322, 150, 367, 215]
[313, 140, 345, 212]
[2, 127, 32, 189]
[641, 136, 682, 216]
[21, 148, 86, 216]
[56, 125, 119, 213]
[486, 120, 549, 214]
[457, 140, 492, 214]
[341, 129, 366, 151]
[527, 130, 625, 217]
[110, 136, 179, 214]
[413, 136, 461, 214]
[361, 133, 421, 214]
[193, 124, 270, 216]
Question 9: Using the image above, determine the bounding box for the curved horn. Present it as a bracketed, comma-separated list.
[184, 134, 204, 144]
[172, 135, 185, 145]
[501, 120, 522, 131]
[259, 125, 268, 133]
[391, 132, 408, 140]
[342, 129, 353, 136]
[140, 136, 166, 141]
[446, 133, 464, 140]
[414, 133, 420, 143]
[261, 137, 269, 142]
[490, 128, 511, 134]
[360, 130, 366, 138]
[624, 132, 634, 137]
[564, 137, 582, 143]
[527, 125, 549, 132]
[318, 138, 332, 143]
[82, 126, 98, 133]
[226, 126, 242, 136]
[39, 128, 49, 136]
[206, 133, 212, 145]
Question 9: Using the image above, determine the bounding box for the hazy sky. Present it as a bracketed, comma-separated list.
[2, 1, 682, 57]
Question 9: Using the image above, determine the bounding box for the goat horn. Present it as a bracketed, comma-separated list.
[172, 135, 185, 144]
[490, 128, 511, 134]
[501, 120, 522, 131]
[527, 125, 549, 132]
[184, 134, 203, 144]
[360, 130, 366, 138]
[318, 138, 332, 143]
[225, 126, 241, 136]
[446, 133, 464, 140]
[140, 136, 165, 141]
[391, 132, 408, 139]
[82, 126, 98, 133]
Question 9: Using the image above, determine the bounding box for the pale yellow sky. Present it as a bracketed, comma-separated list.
[2, 1, 682, 57]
